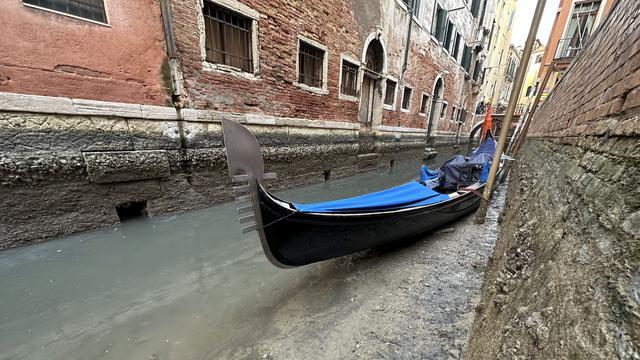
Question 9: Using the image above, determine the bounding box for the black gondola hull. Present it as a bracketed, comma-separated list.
[259, 185, 485, 267]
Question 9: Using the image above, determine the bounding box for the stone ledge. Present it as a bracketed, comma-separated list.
[83, 150, 171, 183]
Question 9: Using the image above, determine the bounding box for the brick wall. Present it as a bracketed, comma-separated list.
[467, 1, 640, 357]
[169, 0, 478, 135]
[529, 0, 639, 139]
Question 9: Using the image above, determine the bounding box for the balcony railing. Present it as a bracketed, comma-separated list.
[555, 37, 583, 60]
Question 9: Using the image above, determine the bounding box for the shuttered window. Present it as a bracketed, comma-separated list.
[23, 0, 106, 23]
[462, 45, 473, 72]
[203, 3, 254, 73]
[444, 22, 454, 52]
[432, 4, 447, 44]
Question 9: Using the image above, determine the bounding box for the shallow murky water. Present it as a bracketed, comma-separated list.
[0, 149, 461, 360]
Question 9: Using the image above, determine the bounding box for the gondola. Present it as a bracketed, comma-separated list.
[222, 119, 498, 268]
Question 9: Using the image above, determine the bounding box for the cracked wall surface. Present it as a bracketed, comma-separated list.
[0, 0, 169, 105]
[466, 2, 639, 358]
[1, 107, 460, 248]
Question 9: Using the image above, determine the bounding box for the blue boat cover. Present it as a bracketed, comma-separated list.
[471, 137, 497, 157]
[419, 165, 439, 182]
[293, 181, 449, 213]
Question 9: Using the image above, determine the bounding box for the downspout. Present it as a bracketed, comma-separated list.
[400, 1, 414, 82]
[159, 0, 192, 181]
[158, 0, 184, 107]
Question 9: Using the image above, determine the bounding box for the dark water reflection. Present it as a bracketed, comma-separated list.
[0, 148, 461, 360]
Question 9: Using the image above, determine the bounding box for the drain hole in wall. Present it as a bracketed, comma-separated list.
[323, 170, 331, 182]
[389, 159, 395, 173]
[116, 201, 149, 222]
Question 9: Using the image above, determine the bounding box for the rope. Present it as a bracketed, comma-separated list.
[458, 187, 485, 199]
[261, 210, 300, 229]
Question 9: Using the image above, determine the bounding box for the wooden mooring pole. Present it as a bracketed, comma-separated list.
[474, 0, 547, 224]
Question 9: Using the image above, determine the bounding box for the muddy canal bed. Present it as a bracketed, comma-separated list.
[0, 150, 507, 360]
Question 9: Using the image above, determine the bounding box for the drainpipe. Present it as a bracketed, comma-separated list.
[400, 1, 414, 82]
[158, 0, 184, 106]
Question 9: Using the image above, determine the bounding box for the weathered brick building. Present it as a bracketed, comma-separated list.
[0, 0, 497, 246]
[168, 0, 494, 142]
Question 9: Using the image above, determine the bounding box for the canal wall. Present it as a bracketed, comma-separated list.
[467, 1, 639, 358]
[0, 92, 469, 249]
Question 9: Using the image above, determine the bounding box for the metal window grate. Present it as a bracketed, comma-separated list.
[384, 80, 397, 105]
[298, 41, 325, 88]
[340, 61, 358, 97]
[23, 0, 106, 23]
[203, 3, 253, 73]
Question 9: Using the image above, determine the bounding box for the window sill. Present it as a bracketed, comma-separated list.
[294, 82, 328, 95]
[202, 61, 260, 80]
[383, 104, 395, 111]
[23, 3, 110, 27]
[339, 93, 359, 102]
[400, 108, 411, 113]
[419, 112, 428, 117]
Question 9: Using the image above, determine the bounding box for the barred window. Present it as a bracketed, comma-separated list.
[203, 3, 254, 73]
[298, 41, 325, 88]
[340, 60, 359, 97]
[384, 80, 397, 106]
[23, 0, 106, 23]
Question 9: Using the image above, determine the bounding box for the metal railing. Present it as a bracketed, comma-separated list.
[555, 37, 583, 60]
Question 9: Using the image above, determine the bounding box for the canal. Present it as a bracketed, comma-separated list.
[0, 147, 505, 360]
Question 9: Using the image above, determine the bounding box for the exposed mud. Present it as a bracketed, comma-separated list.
[221, 185, 508, 360]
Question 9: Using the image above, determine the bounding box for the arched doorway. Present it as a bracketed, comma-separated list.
[359, 37, 385, 128]
[427, 77, 444, 141]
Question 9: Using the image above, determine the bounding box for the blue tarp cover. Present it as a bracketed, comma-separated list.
[420, 165, 439, 182]
[293, 181, 449, 213]
[471, 137, 497, 156]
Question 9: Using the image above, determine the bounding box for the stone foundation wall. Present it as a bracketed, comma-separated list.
[466, 137, 639, 359]
[0, 93, 468, 249]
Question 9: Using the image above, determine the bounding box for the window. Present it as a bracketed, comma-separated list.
[340, 60, 359, 97]
[384, 80, 397, 106]
[440, 103, 448, 119]
[462, 45, 472, 73]
[420, 94, 429, 114]
[470, 0, 482, 18]
[525, 86, 533, 97]
[432, 4, 447, 44]
[459, 109, 467, 123]
[451, 107, 457, 121]
[452, 33, 461, 60]
[401, 86, 413, 111]
[534, 54, 543, 64]
[23, 0, 106, 23]
[472, 59, 483, 82]
[298, 41, 325, 88]
[444, 22, 454, 51]
[203, 3, 254, 72]
[402, 0, 420, 16]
